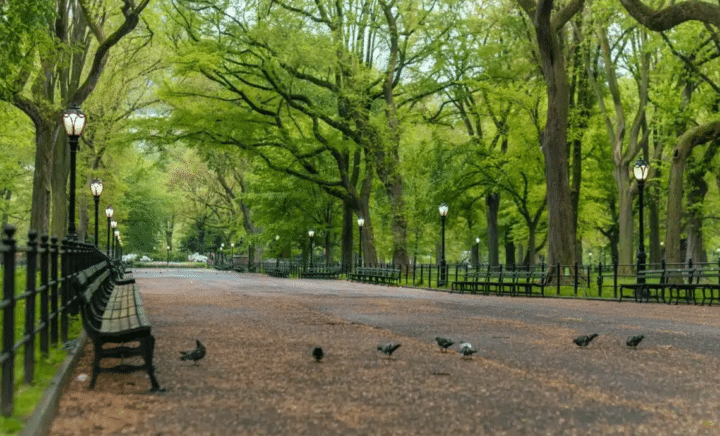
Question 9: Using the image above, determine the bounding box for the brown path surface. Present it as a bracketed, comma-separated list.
[50, 269, 720, 435]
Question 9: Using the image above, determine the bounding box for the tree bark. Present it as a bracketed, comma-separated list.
[486, 193, 500, 267]
[517, 0, 584, 267]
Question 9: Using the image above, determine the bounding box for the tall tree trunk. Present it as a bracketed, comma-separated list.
[29, 117, 58, 235]
[486, 193, 500, 267]
[614, 163, 634, 272]
[530, 0, 584, 267]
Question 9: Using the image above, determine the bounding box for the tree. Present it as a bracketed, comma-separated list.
[1, 0, 151, 237]
[618, 0, 720, 263]
[516, 0, 585, 268]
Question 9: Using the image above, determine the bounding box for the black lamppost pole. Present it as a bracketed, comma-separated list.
[110, 219, 117, 257]
[308, 230, 315, 269]
[357, 217, 364, 268]
[167, 245, 170, 265]
[275, 235, 280, 267]
[114, 230, 120, 259]
[90, 179, 103, 247]
[633, 158, 649, 287]
[438, 202, 449, 286]
[475, 237, 480, 270]
[105, 206, 113, 256]
[62, 105, 87, 239]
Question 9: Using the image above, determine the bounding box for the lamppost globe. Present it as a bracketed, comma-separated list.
[62, 106, 87, 137]
[438, 203, 449, 217]
[63, 105, 87, 239]
[633, 158, 649, 182]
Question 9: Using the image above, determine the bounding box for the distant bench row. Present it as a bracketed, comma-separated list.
[451, 269, 550, 297]
[619, 267, 720, 305]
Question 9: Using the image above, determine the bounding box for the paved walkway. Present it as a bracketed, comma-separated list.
[50, 269, 720, 435]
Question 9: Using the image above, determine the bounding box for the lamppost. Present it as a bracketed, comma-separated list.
[633, 158, 649, 290]
[231, 243, 235, 265]
[111, 219, 117, 257]
[62, 105, 87, 239]
[114, 230, 120, 259]
[275, 235, 280, 267]
[475, 237, 480, 270]
[90, 179, 103, 247]
[221, 242, 225, 264]
[167, 245, 171, 265]
[357, 217, 364, 268]
[308, 230, 315, 269]
[438, 202, 449, 286]
[105, 206, 115, 257]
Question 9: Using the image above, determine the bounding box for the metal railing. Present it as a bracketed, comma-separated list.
[257, 258, 720, 301]
[0, 225, 106, 416]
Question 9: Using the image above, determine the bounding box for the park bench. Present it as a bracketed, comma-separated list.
[619, 268, 696, 303]
[451, 270, 483, 294]
[266, 264, 291, 278]
[506, 269, 550, 297]
[348, 267, 401, 285]
[301, 266, 341, 280]
[689, 268, 720, 306]
[479, 269, 506, 295]
[72, 260, 162, 392]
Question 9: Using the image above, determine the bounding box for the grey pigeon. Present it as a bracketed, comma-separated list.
[458, 342, 477, 359]
[312, 346, 324, 362]
[435, 337, 454, 353]
[573, 334, 598, 348]
[626, 335, 645, 348]
[179, 340, 206, 365]
[377, 342, 402, 358]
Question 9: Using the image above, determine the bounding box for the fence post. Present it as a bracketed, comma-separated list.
[574, 261, 579, 295]
[613, 261, 618, 299]
[556, 263, 561, 296]
[50, 237, 59, 346]
[2, 226, 17, 416]
[39, 235, 50, 356]
[597, 261, 603, 298]
[60, 237, 70, 343]
[24, 231, 38, 385]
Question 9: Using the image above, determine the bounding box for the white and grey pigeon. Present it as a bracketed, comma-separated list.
[458, 342, 477, 359]
[377, 342, 402, 358]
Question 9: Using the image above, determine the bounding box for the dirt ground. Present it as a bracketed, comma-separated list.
[49, 270, 720, 435]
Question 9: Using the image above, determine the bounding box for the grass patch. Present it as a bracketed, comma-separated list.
[0, 266, 83, 435]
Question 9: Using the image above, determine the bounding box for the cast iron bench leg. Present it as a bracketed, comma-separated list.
[141, 336, 162, 392]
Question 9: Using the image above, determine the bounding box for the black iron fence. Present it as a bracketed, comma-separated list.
[257, 258, 720, 300]
[0, 225, 106, 417]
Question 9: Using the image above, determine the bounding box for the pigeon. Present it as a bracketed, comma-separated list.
[179, 340, 206, 365]
[435, 337, 454, 353]
[626, 335, 645, 348]
[377, 343, 402, 358]
[458, 342, 477, 359]
[312, 346, 324, 362]
[573, 334, 598, 348]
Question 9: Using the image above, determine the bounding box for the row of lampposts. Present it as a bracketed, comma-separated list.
[64, 104, 122, 259]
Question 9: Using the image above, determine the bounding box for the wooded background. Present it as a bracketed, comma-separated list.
[2, 0, 720, 268]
